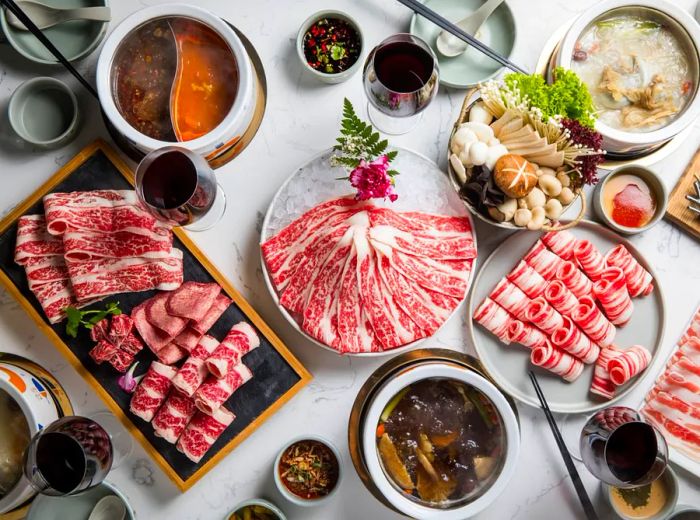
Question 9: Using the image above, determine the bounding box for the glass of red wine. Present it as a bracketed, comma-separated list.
[23, 416, 113, 496]
[580, 406, 668, 488]
[135, 146, 226, 232]
[363, 33, 439, 135]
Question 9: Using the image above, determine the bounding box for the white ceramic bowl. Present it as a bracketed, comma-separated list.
[227, 498, 287, 520]
[0, 363, 61, 514]
[602, 466, 679, 520]
[26, 481, 135, 520]
[361, 363, 520, 519]
[557, 0, 700, 155]
[295, 10, 363, 84]
[273, 435, 342, 507]
[96, 3, 255, 158]
[592, 165, 668, 235]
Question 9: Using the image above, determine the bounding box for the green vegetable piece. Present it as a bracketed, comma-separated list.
[63, 302, 122, 337]
[330, 44, 346, 61]
[503, 67, 597, 128]
[380, 386, 410, 423]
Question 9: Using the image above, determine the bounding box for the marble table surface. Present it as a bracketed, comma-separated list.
[1, 0, 699, 518]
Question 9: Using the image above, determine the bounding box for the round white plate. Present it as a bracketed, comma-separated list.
[261, 146, 477, 356]
[468, 220, 666, 413]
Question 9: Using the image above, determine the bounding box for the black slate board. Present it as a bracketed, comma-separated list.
[0, 142, 310, 489]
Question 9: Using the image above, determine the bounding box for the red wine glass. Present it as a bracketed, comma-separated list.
[579, 406, 668, 488]
[135, 146, 226, 232]
[363, 33, 439, 135]
[23, 416, 113, 497]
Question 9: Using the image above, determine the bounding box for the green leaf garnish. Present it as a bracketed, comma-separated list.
[330, 44, 346, 61]
[64, 302, 122, 338]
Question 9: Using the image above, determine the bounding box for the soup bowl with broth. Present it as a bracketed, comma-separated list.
[557, 0, 700, 156]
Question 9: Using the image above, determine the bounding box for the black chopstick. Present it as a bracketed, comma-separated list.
[529, 371, 599, 520]
[396, 0, 527, 74]
[0, 0, 98, 98]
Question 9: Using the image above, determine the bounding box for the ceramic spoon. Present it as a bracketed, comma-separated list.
[436, 0, 505, 58]
[5, 0, 111, 31]
[87, 495, 126, 520]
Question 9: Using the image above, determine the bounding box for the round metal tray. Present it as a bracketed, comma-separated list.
[347, 348, 518, 513]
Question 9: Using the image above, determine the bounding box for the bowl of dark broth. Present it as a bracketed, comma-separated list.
[362, 363, 520, 519]
[97, 4, 257, 162]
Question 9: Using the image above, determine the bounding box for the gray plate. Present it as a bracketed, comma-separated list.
[468, 220, 666, 413]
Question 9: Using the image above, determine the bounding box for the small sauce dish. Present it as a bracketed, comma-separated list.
[226, 498, 286, 520]
[8, 77, 79, 149]
[296, 10, 363, 84]
[593, 165, 668, 235]
[602, 466, 679, 520]
[273, 434, 342, 507]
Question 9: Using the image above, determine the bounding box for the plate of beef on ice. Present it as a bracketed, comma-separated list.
[0, 140, 311, 491]
[468, 221, 665, 413]
[260, 147, 478, 356]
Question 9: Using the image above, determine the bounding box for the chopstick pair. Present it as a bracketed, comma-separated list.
[528, 371, 600, 520]
[0, 0, 98, 98]
[396, 0, 527, 74]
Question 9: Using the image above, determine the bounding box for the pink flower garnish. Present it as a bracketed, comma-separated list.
[118, 362, 141, 393]
[349, 155, 398, 202]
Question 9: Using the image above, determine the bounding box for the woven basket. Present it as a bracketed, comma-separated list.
[448, 89, 586, 232]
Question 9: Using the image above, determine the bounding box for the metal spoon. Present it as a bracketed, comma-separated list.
[87, 495, 126, 520]
[436, 0, 505, 58]
[5, 0, 111, 31]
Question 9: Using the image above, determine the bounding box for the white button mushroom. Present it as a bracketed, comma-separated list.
[527, 206, 546, 230]
[525, 187, 546, 209]
[514, 208, 532, 227]
[449, 153, 467, 184]
[485, 144, 509, 170]
[468, 141, 489, 166]
[468, 101, 493, 125]
[538, 174, 563, 197]
[539, 167, 556, 177]
[517, 198, 528, 209]
[451, 127, 477, 154]
[556, 171, 571, 188]
[496, 198, 517, 222]
[558, 187, 575, 205]
[545, 198, 563, 220]
[461, 122, 494, 143]
[458, 144, 473, 166]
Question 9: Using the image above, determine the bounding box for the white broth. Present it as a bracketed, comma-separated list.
[571, 15, 693, 132]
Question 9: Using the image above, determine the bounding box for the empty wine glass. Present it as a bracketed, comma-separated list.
[135, 146, 226, 232]
[579, 406, 668, 488]
[23, 416, 113, 496]
[363, 33, 439, 135]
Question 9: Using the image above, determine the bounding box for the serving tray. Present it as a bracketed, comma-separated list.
[0, 140, 311, 491]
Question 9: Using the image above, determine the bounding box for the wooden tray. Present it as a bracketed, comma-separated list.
[666, 146, 700, 240]
[0, 140, 312, 491]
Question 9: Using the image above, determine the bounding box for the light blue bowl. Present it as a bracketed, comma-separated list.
[410, 0, 516, 89]
[26, 481, 135, 520]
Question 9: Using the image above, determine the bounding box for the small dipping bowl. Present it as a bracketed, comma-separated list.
[668, 505, 700, 519]
[296, 10, 363, 84]
[26, 481, 135, 520]
[602, 466, 679, 520]
[8, 77, 79, 149]
[226, 498, 287, 520]
[273, 434, 342, 507]
[593, 164, 668, 235]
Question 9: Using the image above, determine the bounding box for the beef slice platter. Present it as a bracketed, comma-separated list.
[0, 141, 311, 490]
[468, 220, 665, 414]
